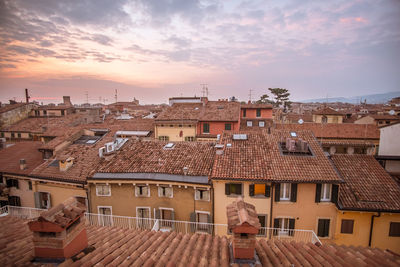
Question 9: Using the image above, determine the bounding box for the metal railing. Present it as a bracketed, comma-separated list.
[1, 205, 321, 244]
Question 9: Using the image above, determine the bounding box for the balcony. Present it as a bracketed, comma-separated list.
[0, 205, 321, 244]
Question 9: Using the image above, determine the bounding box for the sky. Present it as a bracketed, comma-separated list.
[0, 0, 399, 104]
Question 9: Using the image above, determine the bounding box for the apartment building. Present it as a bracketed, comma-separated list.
[240, 103, 273, 130]
[88, 140, 215, 229]
[312, 107, 344, 123]
[211, 130, 343, 242]
[332, 154, 400, 253]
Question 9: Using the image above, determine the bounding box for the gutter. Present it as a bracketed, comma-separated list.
[369, 212, 381, 247]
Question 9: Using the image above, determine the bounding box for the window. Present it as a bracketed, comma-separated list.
[247, 121, 252, 127]
[34, 192, 51, 209]
[6, 179, 19, 189]
[203, 123, 210, 133]
[159, 136, 169, 141]
[259, 121, 265, 127]
[249, 184, 271, 197]
[98, 206, 113, 226]
[11, 133, 15, 138]
[280, 183, 291, 200]
[273, 218, 295, 236]
[185, 136, 195, 141]
[321, 184, 332, 201]
[389, 222, 400, 237]
[28, 181, 32, 190]
[158, 185, 173, 198]
[322, 115, 327, 123]
[43, 110, 47, 115]
[341, 219, 354, 234]
[195, 188, 210, 201]
[0, 132, 4, 137]
[157, 208, 175, 228]
[17, 133, 21, 138]
[8, 196, 21, 206]
[256, 109, 261, 117]
[225, 123, 231, 130]
[225, 183, 242, 196]
[137, 207, 151, 229]
[96, 184, 111, 196]
[196, 212, 210, 232]
[135, 185, 150, 197]
[257, 215, 267, 236]
[243, 109, 246, 117]
[317, 219, 330, 237]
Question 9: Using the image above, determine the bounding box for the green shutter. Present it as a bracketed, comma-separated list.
[249, 184, 255, 196]
[317, 219, 324, 237]
[290, 184, 297, 202]
[331, 184, 339, 204]
[315, 184, 322, 203]
[225, 184, 230, 195]
[273, 218, 279, 236]
[265, 186, 271, 197]
[289, 219, 295, 236]
[275, 184, 280, 202]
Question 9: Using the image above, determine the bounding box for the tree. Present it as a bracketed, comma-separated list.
[256, 94, 274, 104]
[268, 88, 291, 111]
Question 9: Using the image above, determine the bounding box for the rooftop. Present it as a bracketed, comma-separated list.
[212, 130, 342, 183]
[312, 107, 344, 115]
[0, 103, 29, 114]
[332, 154, 400, 212]
[0, 215, 399, 266]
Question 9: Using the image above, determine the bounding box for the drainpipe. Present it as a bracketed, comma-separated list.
[368, 212, 381, 247]
[270, 183, 274, 238]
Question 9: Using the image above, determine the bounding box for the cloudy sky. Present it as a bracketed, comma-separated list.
[0, 0, 399, 104]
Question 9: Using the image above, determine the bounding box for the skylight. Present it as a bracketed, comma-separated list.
[164, 143, 175, 149]
[290, 132, 297, 137]
[233, 134, 247, 140]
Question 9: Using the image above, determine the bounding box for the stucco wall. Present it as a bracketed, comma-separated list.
[313, 114, 343, 124]
[6, 175, 35, 207]
[197, 121, 240, 135]
[0, 104, 35, 128]
[155, 124, 196, 141]
[89, 181, 212, 221]
[35, 182, 86, 208]
[379, 123, 400, 156]
[241, 108, 273, 119]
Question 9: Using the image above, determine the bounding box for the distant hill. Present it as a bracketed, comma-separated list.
[300, 91, 400, 104]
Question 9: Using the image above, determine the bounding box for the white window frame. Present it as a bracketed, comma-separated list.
[321, 184, 332, 202]
[38, 191, 51, 209]
[247, 121, 253, 127]
[194, 187, 210, 201]
[135, 184, 150, 197]
[280, 183, 291, 201]
[97, 206, 113, 226]
[277, 217, 292, 236]
[136, 206, 151, 218]
[158, 185, 173, 198]
[96, 184, 111, 196]
[259, 121, 265, 127]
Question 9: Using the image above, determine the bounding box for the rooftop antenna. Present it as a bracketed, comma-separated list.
[85, 91, 89, 104]
[248, 89, 253, 103]
[200, 84, 208, 98]
[115, 89, 118, 103]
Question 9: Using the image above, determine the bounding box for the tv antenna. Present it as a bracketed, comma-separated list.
[85, 91, 89, 104]
[115, 89, 118, 103]
[200, 84, 208, 98]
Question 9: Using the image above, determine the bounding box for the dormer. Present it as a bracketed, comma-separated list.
[59, 157, 74, 172]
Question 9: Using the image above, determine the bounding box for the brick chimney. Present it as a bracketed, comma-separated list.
[63, 96, 72, 106]
[227, 197, 260, 260]
[28, 197, 87, 259]
[59, 157, 74, 172]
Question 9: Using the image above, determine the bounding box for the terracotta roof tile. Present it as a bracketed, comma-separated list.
[227, 198, 261, 230]
[312, 107, 344, 115]
[212, 130, 342, 183]
[331, 154, 400, 211]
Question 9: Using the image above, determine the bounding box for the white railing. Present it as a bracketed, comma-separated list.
[1, 205, 321, 244]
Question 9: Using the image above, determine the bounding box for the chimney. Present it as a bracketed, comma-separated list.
[28, 197, 87, 260]
[59, 157, 74, 172]
[19, 159, 27, 170]
[25, 88, 30, 103]
[63, 96, 72, 106]
[183, 166, 189, 175]
[227, 197, 260, 261]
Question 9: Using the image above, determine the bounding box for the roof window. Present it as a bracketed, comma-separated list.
[164, 143, 175, 149]
[233, 134, 247, 140]
[290, 132, 297, 137]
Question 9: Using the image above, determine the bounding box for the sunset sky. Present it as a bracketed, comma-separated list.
[0, 0, 399, 104]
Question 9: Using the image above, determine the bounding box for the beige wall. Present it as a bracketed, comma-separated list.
[313, 114, 343, 124]
[5, 175, 35, 207]
[35, 182, 86, 208]
[1, 132, 31, 140]
[155, 124, 196, 141]
[335, 211, 400, 253]
[273, 183, 338, 242]
[213, 180, 272, 226]
[88, 181, 212, 221]
[379, 123, 400, 156]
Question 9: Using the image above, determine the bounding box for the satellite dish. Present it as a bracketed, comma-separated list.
[389, 110, 395, 115]
[298, 119, 304, 125]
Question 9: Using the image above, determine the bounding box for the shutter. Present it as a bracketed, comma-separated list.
[6, 179, 12, 187]
[190, 212, 196, 233]
[265, 186, 271, 197]
[249, 184, 255, 196]
[34, 192, 41, 208]
[289, 219, 295, 236]
[195, 190, 200, 200]
[225, 184, 230, 195]
[155, 209, 161, 219]
[207, 214, 212, 234]
[16, 196, 21, 207]
[47, 193, 51, 209]
[324, 219, 330, 237]
[290, 184, 297, 202]
[317, 219, 324, 237]
[331, 184, 339, 204]
[315, 184, 322, 203]
[273, 218, 279, 236]
[275, 184, 280, 202]
[171, 211, 175, 230]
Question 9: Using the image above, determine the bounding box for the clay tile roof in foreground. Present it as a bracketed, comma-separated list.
[227, 198, 261, 230]
[331, 154, 400, 212]
[36, 197, 86, 228]
[0, 141, 44, 175]
[1, 216, 399, 266]
[275, 123, 380, 140]
[96, 140, 216, 176]
[212, 130, 342, 183]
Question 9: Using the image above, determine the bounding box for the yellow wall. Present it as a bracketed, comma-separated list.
[35, 181, 86, 207]
[273, 184, 338, 242]
[5, 175, 35, 207]
[313, 114, 343, 124]
[335, 211, 400, 253]
[88, 181, 212, 221]
[155, 124, 196, 141]
[213, 180, 272, 226]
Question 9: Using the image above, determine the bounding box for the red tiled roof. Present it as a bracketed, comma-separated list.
[212, 130, 342, 183]
[0, 141, 44, 175]
[320, 140, 375, 147]
[1, 216, 399, 266]
[275, 123, 380, 140]
[312, 107, 343, 115]
[96, 140, 216, 176]
[331, 154, 400, 212]
[227, 198, 261, 230]
[241, 103, 273, 109]
[156, 103, 203, 122]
